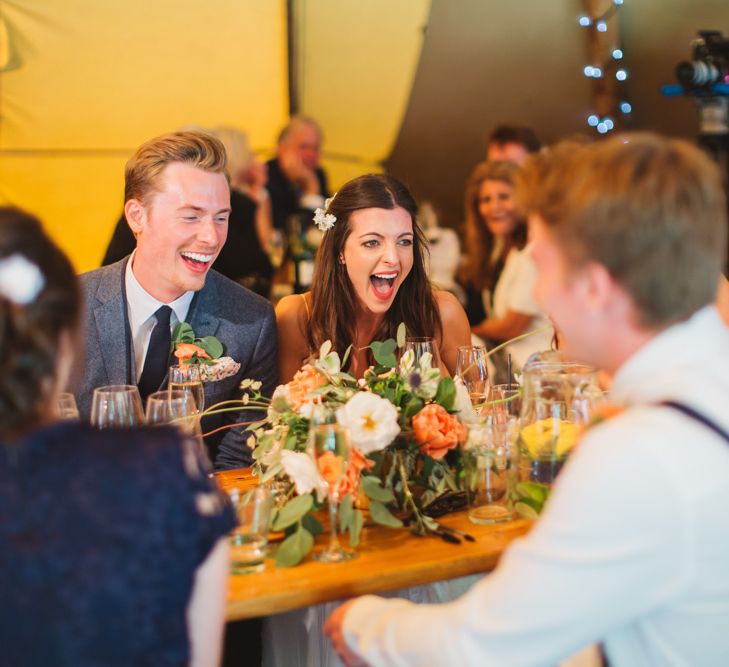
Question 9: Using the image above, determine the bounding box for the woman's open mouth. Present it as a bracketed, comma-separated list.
[370, 272, 398, 301]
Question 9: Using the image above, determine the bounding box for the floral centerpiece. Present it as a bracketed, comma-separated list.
[239, 324, 479, 566]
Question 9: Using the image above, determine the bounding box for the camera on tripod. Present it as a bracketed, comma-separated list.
[675, 30, 729, 92]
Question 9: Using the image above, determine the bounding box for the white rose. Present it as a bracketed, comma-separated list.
[280, 450, 327, 501]
[336, 392, 400, 455]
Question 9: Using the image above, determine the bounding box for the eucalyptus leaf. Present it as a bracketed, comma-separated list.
[369, 499, 403, 528]
[362, 476, 395, 503]
[396, 322, 406, 349]
[403, 396, 424, 419]
[341, 344, 353, 368]
[370, 339, 397, 368]
[198, 336, 224, 359]
[434, 376, 456, 411]
[349, 508, 364, 547]
[275, 525, 314, 567]
[301, 512, 324, 537]
[339, 494, 354, 532]
[272, 493, 314, 531]
[260, 462, 283, 484]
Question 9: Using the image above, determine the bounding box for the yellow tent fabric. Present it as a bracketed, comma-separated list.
[0, 0, 288, 271]
[296, 0, 431, 187]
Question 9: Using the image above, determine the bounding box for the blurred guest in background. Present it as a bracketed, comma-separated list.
[459, 160, 551, 379]
[266, 115, 330, 233]
[486, 123, 541, 166]
[0, 207, 234, 667]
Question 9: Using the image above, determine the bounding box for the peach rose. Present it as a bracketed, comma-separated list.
[317, 450, 345, 486]
[338, 447, 375, 499]
[174, 343, 211, 361]
[286, 364, 327, 410]
[411, 403, 467, 460]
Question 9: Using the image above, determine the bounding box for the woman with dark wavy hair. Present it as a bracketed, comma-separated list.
[0, 207, 234, 667]
[276, 173, 471, 381]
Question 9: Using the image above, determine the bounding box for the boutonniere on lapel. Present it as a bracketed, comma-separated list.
[172, 322, 241, 382]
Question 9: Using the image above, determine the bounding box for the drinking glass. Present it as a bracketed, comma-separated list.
[404, 336, 441, 370]
[465, 419, 516, 525]
[455, 345, 490, 408]
[228, 485, 273, 574]
[90, 385, 144, 428]
[310, 423, 356, 563]
[56, 392, 80, 421]
[483, 384, 521, 423]
[146, 389, 201, 433]
[168, 364, 204, 413]
[514, 363, 602, 517]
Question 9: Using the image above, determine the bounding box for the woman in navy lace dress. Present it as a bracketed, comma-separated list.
[0, 208, 235, 666]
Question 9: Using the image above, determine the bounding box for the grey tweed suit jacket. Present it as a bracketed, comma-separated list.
[76, 257, 278, 469]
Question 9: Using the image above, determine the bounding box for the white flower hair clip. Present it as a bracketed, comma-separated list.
[313, 194, 337, 232]
[0, 254, 45, 305]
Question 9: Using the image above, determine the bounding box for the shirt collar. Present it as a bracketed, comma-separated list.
[124, 251, 194, 327]
[610, 304, 725, 406]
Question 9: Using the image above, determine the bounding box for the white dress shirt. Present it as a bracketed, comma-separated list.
[344, 306, 729, 666]
[125, 254, 194, 381]
[491, 244, 553, 370]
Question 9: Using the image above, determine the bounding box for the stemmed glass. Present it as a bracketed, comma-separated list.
[90, 385, 144, 428]
[310, 423, 356, 563]
[147, 388, 205, 453]
[455, 345, 490, 409]
[404, 336, 441, 370]
[168, 364, 204, 413]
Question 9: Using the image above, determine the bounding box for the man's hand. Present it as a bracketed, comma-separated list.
[324, 600, 370, 667]
[279, 147, 320, 195]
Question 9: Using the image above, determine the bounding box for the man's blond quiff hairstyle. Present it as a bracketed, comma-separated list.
[124, 130, 228, 205]
[517, 132, 727, 328]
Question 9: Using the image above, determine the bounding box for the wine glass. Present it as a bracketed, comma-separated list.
[168, 364, 204, 413]
[484, 384, 521, 424]
[147, 389, 204, 451]
[90, 385, 144, 428]
[310, 423, 355, 563]
[455, 345, 490, 409]
[56, 392, 80, 421]
[404, 336, 441, 370]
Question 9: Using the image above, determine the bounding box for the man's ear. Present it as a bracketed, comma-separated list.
[124, 199, 146, 236]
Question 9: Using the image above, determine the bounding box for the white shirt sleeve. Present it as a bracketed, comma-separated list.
[342, 413, 692, 666]
[502, 247, 541, 316]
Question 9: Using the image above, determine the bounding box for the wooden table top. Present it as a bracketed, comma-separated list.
[217, 468, 532, 621]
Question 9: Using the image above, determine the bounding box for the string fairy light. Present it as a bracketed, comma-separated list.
[578, 0, 632, 135]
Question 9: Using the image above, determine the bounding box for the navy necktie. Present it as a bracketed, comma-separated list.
[138, 305, 173, 402]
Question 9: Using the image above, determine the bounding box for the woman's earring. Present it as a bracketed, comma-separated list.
[339, 254, 345, 265]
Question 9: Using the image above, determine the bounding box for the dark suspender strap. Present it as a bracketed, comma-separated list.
[599, 399, 729, 667]
[660, 400, 729, 445]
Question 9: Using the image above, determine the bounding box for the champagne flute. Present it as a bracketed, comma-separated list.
[311, 423, 356, 563]
[56, 392, 80, 421]
[168, 364, 204, 413]
[90, 385, 144, 428]
[404, 336, 441, 370]
[455, 345, 490, 408]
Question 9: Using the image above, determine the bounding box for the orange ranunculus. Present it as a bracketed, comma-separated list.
[317, 450, 345, 486]
[411, 403, 467, 460]
[174, 343, 211, 361]
[338, 447, 375, 499]
[286, 364, 327, 410]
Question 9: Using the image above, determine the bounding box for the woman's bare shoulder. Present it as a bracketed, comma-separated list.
[275, 293, 308, 326]
[434, 290, 468, 325]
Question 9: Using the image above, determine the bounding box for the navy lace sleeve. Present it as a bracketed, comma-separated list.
[0, 421, 235, 667]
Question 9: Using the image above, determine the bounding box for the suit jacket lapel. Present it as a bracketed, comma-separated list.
[187, 278, 222, 341]
[93, 258, 134, 384]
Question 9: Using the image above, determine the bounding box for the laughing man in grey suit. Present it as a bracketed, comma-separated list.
[76, 130, 277, 469]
